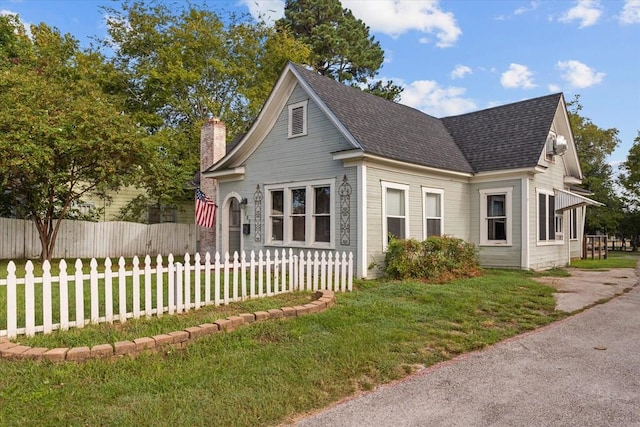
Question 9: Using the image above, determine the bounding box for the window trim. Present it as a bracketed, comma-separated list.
[381, 181, 410, 250]
[264, 178, 334, 249]
[422, 187, 444, 239]
[569, 208, 579, 241]
[287, 100, 308, 138]
[479, 187, 512, 246]
[537, 189, 563, 246]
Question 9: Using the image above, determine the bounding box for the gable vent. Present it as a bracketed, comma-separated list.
[291, 106, 304, 136]
[288, 100, 308, 138]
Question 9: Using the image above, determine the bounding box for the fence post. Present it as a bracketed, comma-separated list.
[74, 259, 85, 329]
[168, 254, 175, 315]
[175, 262, 183, 313]
[90, 259, 100, 324]
[118, 257, 127, 323]
[155, 254, 163, 317]
[144, 255, 152, 318]
[184, 253, 191, 312]
[6, 262, 17, 339]
[60, 259, 69, 330]
[42, 260, 53, 334]
[132, 256, 140, 319]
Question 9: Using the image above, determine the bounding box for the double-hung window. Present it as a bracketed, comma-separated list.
[423, 187, 444, 238]
[382, 181, 409, 247]
[266, 179, 333, 247]
[480, 187, 512, 246]
[538, 190, 560, 243]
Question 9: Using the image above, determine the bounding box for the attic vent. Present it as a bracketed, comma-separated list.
[288, 100, 308, 138]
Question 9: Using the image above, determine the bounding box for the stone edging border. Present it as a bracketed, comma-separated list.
[0, 290, 335, 363]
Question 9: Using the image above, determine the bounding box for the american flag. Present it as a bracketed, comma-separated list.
[195, 188, 216, 228]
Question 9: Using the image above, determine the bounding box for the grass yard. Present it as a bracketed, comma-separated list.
[0, 269, 567, 427]
[570, 250, 639, 269]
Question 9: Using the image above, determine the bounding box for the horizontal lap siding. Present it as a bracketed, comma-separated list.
[366, 166, 470, 277]
[529, 153, 570, 269]
[219, 84, 357, 257]
[471, 179, 522, 268]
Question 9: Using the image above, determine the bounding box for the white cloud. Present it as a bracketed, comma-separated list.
[239, 0, 285, 25]
[400, 80, 477, 117]
[619, 0, 640, 24]
[1, 9, 32, 38]
[514, 1, 540, 15]
[500, 64, 536, 89]
[556, 60, 605, 88]
[548, 83, 561, 92]
[451, 65, 472, 79]
[241, 1, 462, 47]
[344, 0, 462, 48]
[558, 0, 602, 28]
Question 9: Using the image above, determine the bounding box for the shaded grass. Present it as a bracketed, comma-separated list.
[570, 251, 639, 269]
[0, 269, 566, 427]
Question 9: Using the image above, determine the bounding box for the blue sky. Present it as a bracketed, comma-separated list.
[3, 0, 639, 166]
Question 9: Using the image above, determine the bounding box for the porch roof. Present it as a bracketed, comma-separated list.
[555, 189, 604, 212]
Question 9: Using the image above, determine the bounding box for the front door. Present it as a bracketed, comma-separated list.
[228, 198, 241, 256]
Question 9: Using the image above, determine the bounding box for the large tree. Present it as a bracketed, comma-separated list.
[277, 0, 403, 99]
[0, 16, 149, 260]
[102, 1, 310, 212]
[618, 131, 640, 248]
[567, 96, 622, 234]
[619, 131, 640, 205]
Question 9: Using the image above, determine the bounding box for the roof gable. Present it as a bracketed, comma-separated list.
[208, 62, 576, 179]
[441, 93, 563, 173]
[292, 64, 474, 173]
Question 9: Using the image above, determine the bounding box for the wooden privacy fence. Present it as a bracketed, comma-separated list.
[0, 217, 196, 260]
[0, 249, 353, 338]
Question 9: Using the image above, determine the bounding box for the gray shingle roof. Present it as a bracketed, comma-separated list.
[293, 64, 562, 174]
[293, 65, 474, 173]
[441, 93, 562, 173]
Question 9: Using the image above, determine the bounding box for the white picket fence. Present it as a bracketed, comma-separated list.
[0, 249, 353, 338]
[0, 217, 196, 260]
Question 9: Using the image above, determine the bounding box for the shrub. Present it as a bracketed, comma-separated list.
[384, 236, 479, 282]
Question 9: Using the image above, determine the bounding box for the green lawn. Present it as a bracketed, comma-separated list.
[0, 269, 567, 427]
[570, 250, 639, 269]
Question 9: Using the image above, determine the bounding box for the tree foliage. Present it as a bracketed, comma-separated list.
[277, 0, 403, 100]
[567, 96, 622, 234]
[0, 17, 149, 260]
[619, 131, 640, 205]
[618, 131, 640, 246]
[101, 1, 311, 210]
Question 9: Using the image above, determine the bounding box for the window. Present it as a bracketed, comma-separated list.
[288, 100, 308, 138]
[569, 208, 579, 240]
[423, 187, 444, 238]
[265, 179, 333, 247]
[382, 181, 409, 247]
[480, 188, 512, 246]
[148, 205, 177, 224]
[538, 190, 560, 243]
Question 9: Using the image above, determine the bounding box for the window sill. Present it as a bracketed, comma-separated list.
[264, 242, 335, 251]
[536, 241, 565, 246]
[479, 242, 512, 247]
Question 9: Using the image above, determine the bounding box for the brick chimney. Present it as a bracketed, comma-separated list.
[199, 118, 226, 255]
